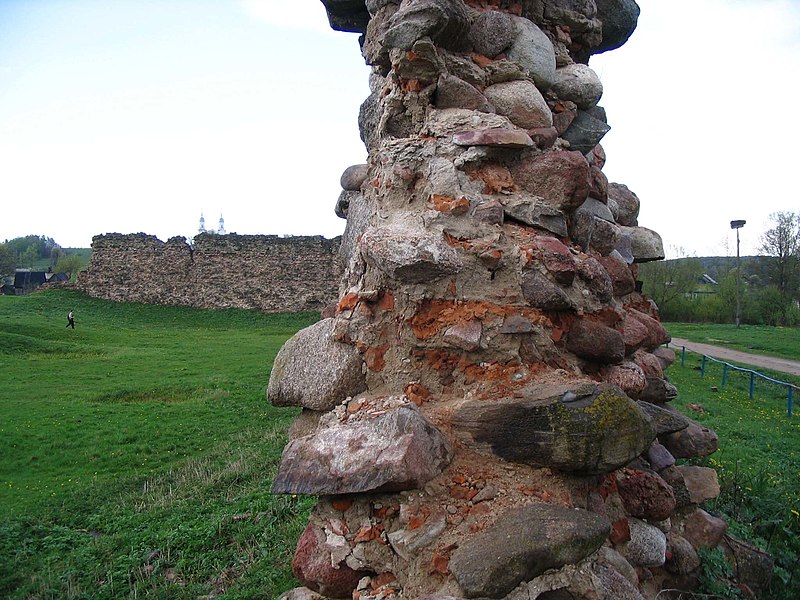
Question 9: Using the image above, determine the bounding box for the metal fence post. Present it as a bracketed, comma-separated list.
[789, 386, 794, 418]
[722, 364, 728, 387]
[749, 372, 755, 399]
[681, 346, 685, 367]
[701, 355, 706, 378]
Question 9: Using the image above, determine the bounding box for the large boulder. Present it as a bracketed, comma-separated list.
[566, 319, 625, 364]
[593, 0, 641, 54]
[621, 225, 665, 263]
[292, 523, 368, 598]
[618, 518, 667, 568]
[637, 401, 690, 435]
[268, 318, 367, 412]
[484, 80, 553, 129]
[551, 63, 603, 109]
[721, 535, 774, 596]
[615, 468, 676, 521]
[435, 73, 493, 112]
[319, 0, 371, 33]
[506, 15, 557, 90]
[272, 402, 453, 495]
[449, 503, 610, 598]
[607, 182, 640, 226]
[680, 508, 727, 549]
[469, 10, 514, 58]
[452, 383, 655, 474]
[660, 421, 719, 459]
[510, 151, 591, 210]
[522, 270, 574, 311]
[576, 255, 614, 302]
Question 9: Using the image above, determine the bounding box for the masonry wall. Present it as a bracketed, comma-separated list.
[77, 233, 343, 313]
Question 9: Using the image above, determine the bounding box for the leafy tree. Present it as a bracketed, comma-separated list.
[54, 254, 85, 278]
[19, 246, 39, 269]
[49, 245, 64, 267]
[0, 244, 14, 276]
[758, 211, 800, 299]
[639, 249, 704, 313]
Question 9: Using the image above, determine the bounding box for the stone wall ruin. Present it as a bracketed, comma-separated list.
[268, 1, 766, 599]
[78, 233, 343, 313]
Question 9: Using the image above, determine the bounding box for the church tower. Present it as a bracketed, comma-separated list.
[218, 214, 226, 235]
[198, 211, 206, 234]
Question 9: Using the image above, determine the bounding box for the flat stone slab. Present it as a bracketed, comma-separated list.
[452, 128, 534, 148]
[449, 503, 610, 598]
[452, 383, 655, 474]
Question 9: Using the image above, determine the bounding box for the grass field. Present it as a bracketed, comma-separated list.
[665, 322, 800, 362]
[3, 291, 798, 598]
[666, 351, 800, 598]
[0, 289, 316, 598]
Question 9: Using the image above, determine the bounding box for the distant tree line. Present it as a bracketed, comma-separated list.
[0, 235, 87, 279]
[640, 212, 800, 325]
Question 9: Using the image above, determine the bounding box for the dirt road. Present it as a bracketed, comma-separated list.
[670, 338, 800, 377]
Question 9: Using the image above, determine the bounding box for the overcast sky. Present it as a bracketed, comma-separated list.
[1, 0, 798, 257]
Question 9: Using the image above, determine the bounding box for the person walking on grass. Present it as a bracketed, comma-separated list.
[66, 310, 75, 329]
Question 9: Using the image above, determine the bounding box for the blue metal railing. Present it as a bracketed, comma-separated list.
[671, 344, 797, 417]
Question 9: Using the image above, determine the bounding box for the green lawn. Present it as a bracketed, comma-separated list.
[666, 350, 800, 598]
[665, 322, 800, 362]
[3, 296, 799, 598]
[0, 289, 316, 599]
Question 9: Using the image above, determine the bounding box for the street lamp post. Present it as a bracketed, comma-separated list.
[730, 220, 746, 327]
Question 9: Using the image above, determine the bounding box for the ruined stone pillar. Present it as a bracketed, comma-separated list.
[269, 2, 724, 598]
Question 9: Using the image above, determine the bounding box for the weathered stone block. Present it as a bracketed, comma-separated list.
[272, 402, 453, 495]
[510, 150, 590, 211]
[593, 0, 641, 54]
[616, 468, 676, 521]
[449, 503, 610, 598]
[562, 110, 611, 154]
[665, 533, 701, 575]
[676, 465, 720, 504]
[360, 224, 462, 283]
[621, 225, 665, 263]
[608, 182, 640, 226]
[502, 196, 567, 236]
[681, 508, 727, 550]
[522, 270, 574, 311]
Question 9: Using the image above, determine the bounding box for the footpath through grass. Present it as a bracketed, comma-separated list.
[665, 322, 800, 362]
[0, 289, 317, 599]
[667, 348, 800, 598]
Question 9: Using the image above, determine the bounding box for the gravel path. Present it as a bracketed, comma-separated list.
[670, 337, 800, 377]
